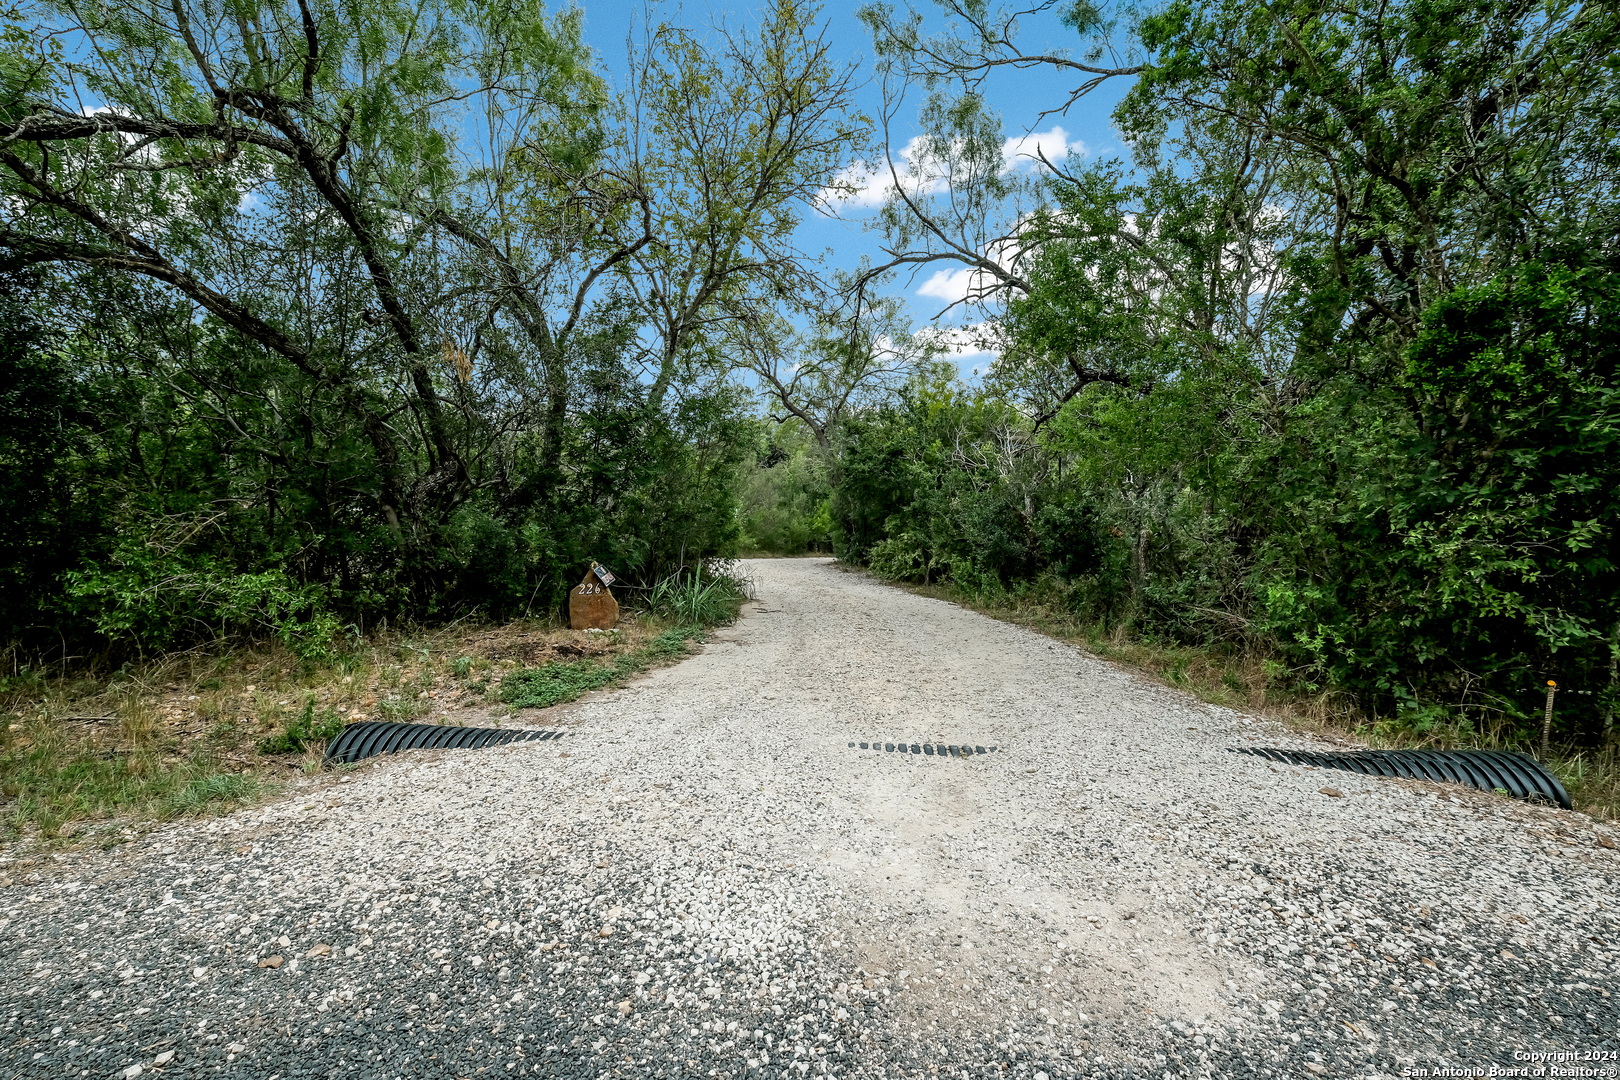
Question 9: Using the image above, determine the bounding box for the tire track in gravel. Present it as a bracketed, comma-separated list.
[2, 557, 1617, 1080]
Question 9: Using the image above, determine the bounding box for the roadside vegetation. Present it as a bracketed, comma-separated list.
[742, 0, 1620, 813]
[0, 567, 748, 844]
[888, 575, 1618, 820]
[4, 0, 1617, 835]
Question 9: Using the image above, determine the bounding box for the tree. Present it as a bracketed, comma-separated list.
[0, 0, 869, 651]
[730, 291, 930, 448]
[616, 0, 869, 408]
[0, 0, 606, 530]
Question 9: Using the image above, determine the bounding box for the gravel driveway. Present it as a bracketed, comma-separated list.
[3, 557, 1617, 1080]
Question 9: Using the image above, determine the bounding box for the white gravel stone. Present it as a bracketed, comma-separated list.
[1, 558, 1615, 1078]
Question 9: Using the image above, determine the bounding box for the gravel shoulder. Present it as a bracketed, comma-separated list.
[3, 557, 1617, 1080]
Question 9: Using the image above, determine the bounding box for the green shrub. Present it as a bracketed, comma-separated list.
[647, 567, 750, 626]
[64, 547, 341, 660]
[259, 699, 346, 754]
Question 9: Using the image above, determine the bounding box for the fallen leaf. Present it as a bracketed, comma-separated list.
[1597, 835, 1615, 850]
[1501, 949, 1517, 960]
[257, 955, 283, 969]
[1319, 787, 1344, 798]
[305, 944, 331, 958]
[617, 999, 632, 1017]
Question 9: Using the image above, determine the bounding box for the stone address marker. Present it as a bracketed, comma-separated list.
[569, 562, 619, 630]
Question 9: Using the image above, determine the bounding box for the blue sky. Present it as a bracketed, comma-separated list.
[573, 0, 1139, 376]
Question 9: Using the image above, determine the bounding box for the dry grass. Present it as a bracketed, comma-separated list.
[891, 576, 1620, 822]
[0, 611, 696, 846]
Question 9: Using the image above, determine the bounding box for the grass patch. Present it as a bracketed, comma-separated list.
[881, 570, 1620, 822]
[0, 715, 259, 839]
[501, 626, 706, 709]
[166, 772, 260, 816]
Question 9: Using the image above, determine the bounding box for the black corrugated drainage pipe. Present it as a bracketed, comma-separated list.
[1233, 747, 1571, 810]
[324, 721, 564, 766]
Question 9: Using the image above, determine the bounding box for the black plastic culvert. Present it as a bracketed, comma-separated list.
[325, 721, 564, 766]
[851, 741, 998, 757]
[1234, 747, 1570, 809]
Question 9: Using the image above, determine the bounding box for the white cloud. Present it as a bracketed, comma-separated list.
[1000, 126, 1083, 173]
[824, 126, 1084, 213]
[823, 136, 944, 208]
[914, 227, 1025, 307]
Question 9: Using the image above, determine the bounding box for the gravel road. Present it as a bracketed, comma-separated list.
[3, 557, 1617, 1080]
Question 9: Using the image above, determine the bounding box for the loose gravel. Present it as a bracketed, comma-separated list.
[2, 557, 1617, 1079]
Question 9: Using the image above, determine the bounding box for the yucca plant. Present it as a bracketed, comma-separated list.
[647, 567, 751, 627]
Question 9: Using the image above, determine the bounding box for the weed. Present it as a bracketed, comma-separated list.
[376, 696, 427, 723]
[259, 699, 346, 754]
[501, 628, 704, 710]
[167, 773, 259, 816]
[645, 627, 702, 659]
[453, 656, 473, 679]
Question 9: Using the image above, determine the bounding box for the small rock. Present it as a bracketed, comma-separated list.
[1598, 835, 1615, 850]
[1501, 949, 1518, 960]
[470, 955, 484, 968]
[618, 999, 632, 1016]
[1306, 1064, 1326, 1074]
[153, 1051, 176, 1066]
[122, 1065, 143, 1079]
[226, 1042, 246, 1054]
[1319, 787, 1343, 798]
[305, 944, 331, 958]
[257, 955, 283, 969]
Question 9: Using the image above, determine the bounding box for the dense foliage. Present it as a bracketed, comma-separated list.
[833, 0, 1620, 746]
[0, 0, 857, 657]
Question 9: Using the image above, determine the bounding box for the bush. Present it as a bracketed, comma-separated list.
[647, 566, 751, 626]
[259, 700, 347, 754]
